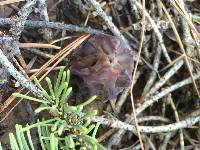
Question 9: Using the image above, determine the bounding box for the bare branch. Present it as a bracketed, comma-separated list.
[0, 18, 104, 35]
[0, 48, 41, 97]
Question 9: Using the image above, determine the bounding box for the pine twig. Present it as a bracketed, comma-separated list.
[0, 18, 104, 35]
[142, 44, 162, 97]
[159, 0, 200, 98]
[89, 111, 200, 133]
[134, 1, 172, 63]
[136, 73, 200, 115]
[86, 0, 127, 43]
[170, 96, 184, 150]
[0, 48, 41, 97]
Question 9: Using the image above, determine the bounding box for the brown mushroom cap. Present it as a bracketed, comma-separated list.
[70, 35, 134, 100]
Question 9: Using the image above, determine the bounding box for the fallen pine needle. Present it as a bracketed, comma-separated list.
[19, 43, 61, 49]
[0, 0, 25, 5]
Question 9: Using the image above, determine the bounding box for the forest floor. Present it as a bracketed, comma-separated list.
[0, 0, 200, 149]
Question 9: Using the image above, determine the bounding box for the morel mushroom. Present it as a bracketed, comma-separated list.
[69, 35, 134, 100]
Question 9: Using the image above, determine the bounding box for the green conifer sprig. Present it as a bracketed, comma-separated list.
[0, 67, 105, 150]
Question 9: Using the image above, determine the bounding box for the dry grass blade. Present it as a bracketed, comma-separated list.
[12, 57, 29, 79]
[146, 48, 200, 73]
[19, 43, 61, 49]
[39, 34, 90, 80]
[130, 0, 145, 149]
[28, 66, 63, 74]
[16, 54, 27, 69]
[34, 34, 90, 78]
[0, 35, 90, 118]
[0, 0, 25, 5]
[160, 55, 185, 71]
[159, 0, 200, 98]
[170, 0, 199, 40]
